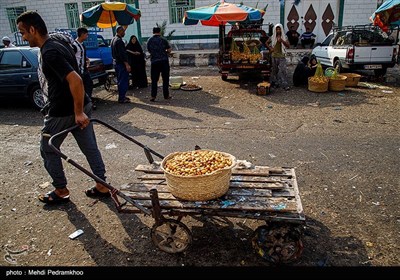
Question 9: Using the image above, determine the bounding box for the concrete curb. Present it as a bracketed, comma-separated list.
[145, 49, 400, 84]
[166, 49, 313, 67]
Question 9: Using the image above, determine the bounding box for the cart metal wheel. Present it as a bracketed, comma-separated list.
[151, 219, 192, 253]
[221, 74, 228, 81]
[252, 223, 304, 264]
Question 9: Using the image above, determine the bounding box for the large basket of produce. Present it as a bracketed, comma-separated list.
[341, 73, 361, 87]
[329, 74, 347, 91]
[308, 76, 329, 92]
[161, 150, 236, 201]
[308, 61, 329, 93]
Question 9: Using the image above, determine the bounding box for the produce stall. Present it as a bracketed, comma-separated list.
[218, 25, 272, 81]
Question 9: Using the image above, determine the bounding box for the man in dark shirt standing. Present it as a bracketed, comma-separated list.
[17, 11, 110, 204]
[111, 26, 131, 103]
[147, 27, 172, 102]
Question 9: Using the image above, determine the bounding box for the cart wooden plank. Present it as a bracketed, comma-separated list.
[135, 164, 290, 176]
[138, 179, 288, 190]
[130, 195, 297, 213]
[137, 173, 292, 183]
[124, 187, 274, 199]
[124, 181, 295, 197]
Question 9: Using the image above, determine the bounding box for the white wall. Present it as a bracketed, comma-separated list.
[342, 0, 378, 26]
[0, 0, 381, 47]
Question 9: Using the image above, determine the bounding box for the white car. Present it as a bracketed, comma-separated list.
[312, 24, 399, 77]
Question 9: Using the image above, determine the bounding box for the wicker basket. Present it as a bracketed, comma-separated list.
[161, 150, 236, 201]
[308, 77, 329, 93]
[257, 82, 270, 95]
[329, 75, 347, 91]
[341, 73, 361, 87]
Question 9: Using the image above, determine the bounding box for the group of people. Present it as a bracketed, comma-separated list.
[260, 23, 318, 90]
[286, 26, 316, 48]
[292, 54, 318, 87]
[110, 25, 171, 103]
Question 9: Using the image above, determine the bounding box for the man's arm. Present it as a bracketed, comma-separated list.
[281, 37, 290, 48]
[164, 38, 172, 54]
[85, 57, 90, 68]
[116, 39, 131, 71]
[65, 71, 89, 128]
[126, 49, 140, 55]
[265, 38, 273, 52]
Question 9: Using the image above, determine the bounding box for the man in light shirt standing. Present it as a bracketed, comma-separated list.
[73, 27, 95, 109]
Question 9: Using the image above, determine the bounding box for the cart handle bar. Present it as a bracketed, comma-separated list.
[95, 118, 164, 161]
[46, 118, 165, 215]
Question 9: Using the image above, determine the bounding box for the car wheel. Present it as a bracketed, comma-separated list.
[29, 85, 45, 110]
[334, 59, 343, 73]
[104, 77, 112, 91]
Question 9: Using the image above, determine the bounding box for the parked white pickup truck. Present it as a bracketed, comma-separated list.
[312, 24, 399, 77]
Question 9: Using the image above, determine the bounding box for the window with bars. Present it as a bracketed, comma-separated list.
[117, 0, 135, 4]
[65, 3, 80, 29]
[169, 0, 195, 24]
[6, 7, 27, 33]
[82, 1, 103, 11]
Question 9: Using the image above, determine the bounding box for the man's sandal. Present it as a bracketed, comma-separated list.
[85, 187, 111, 198]
[38, 191, 70, 205]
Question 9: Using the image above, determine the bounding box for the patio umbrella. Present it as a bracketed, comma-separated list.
[182, 0, 265, 26]
[80, 1, 141, 30]
[183, 1, 265, 52]
[371, 0, 400, 32]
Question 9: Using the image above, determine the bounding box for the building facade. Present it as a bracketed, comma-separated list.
[1, 0, 383, 49]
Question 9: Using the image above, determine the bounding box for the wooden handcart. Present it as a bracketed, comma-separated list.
[49, 119, 305, 263]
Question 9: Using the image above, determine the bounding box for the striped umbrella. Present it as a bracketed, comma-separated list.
[183, 0, 266, 26]
[80, 1, 141, 29]
[371, 0, 400, 32]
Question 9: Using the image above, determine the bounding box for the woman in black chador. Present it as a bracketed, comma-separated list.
[126, 35, 148, 88]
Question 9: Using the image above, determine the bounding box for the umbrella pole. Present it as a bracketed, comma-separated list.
[219, 24, 225, 51]
[109, 11, 116, 36]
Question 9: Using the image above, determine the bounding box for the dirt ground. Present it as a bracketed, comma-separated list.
[0, 66, 399, 272]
